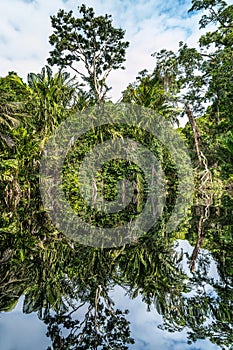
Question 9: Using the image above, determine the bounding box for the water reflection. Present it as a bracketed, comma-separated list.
[0, 195, 232, 349]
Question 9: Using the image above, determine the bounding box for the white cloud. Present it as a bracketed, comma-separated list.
[110, 285, 220, 350]
[0, 0, 229, 102]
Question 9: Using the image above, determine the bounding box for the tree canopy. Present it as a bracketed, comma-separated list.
[48, 4, 129, 101]
[0, 1, 233, 349]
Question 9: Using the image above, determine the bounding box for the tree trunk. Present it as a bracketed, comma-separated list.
[190, 192, 212, 272]
[190, 214, 205, 273]
[185, 104, 202, 166]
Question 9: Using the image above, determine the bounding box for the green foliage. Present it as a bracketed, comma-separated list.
[26, 65, 79, 135]
[127, 0, 233, 180]
[0, 2, 233, 349]
[0, 73, 29, 148]
[1, 196, 233, 348]
[48, 4, 129, 101]
[122, 62, 181, 125]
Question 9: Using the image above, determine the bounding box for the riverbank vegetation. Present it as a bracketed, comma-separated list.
[0, 1, 232, 349]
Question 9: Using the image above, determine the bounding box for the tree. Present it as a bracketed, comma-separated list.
[27, 65, 79, 135]
[186, 0, 233, 181]
[48, 4, 129, 102]
[0, 72, 28, 148]
[151, 1, 233, 178]
[121, 65, 181, 125]
[44, 285, 134, 350]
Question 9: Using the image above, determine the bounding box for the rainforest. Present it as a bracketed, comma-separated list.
[0, 1, 232, 349]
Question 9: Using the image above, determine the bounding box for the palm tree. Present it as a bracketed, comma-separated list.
[0, 82, 23, 148]
[27, 65, 79, 136]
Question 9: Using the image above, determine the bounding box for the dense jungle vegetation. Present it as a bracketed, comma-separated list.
[0, 0, 232, 349]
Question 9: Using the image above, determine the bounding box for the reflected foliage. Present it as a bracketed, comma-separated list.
[1, 1, 233, 349]
[0, 195, 233, 349]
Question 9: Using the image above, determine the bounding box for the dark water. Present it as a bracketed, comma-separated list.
[0, 194, 232, 350]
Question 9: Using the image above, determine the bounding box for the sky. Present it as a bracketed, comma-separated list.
[0, 240, 221, 350]
[0, 0, 207, 101]
[0, 0, 232, 102]
[0, 291, 220, 350]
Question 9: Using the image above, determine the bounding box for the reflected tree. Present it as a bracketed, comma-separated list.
[44, 285, 134, 350]
[0, 199, 233, 349]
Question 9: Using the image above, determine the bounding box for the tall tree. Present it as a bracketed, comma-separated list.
[47, 4, 129, 102]
[152, 1, 233, 175]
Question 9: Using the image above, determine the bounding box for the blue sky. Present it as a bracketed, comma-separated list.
[0, 291, 219, 350]
[0, 0, 231, 101]
[0, 239, 224, 349]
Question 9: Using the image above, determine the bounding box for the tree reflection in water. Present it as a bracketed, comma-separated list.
[0, 196, 233, 349]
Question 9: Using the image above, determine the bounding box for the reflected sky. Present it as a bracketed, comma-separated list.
[110, 285, 220, 350]
[0, 200, 231, 350]
[0, 274, 221, 350]
[0, 297, 49, 350]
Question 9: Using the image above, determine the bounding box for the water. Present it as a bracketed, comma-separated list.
[0, 195, 232, 350]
